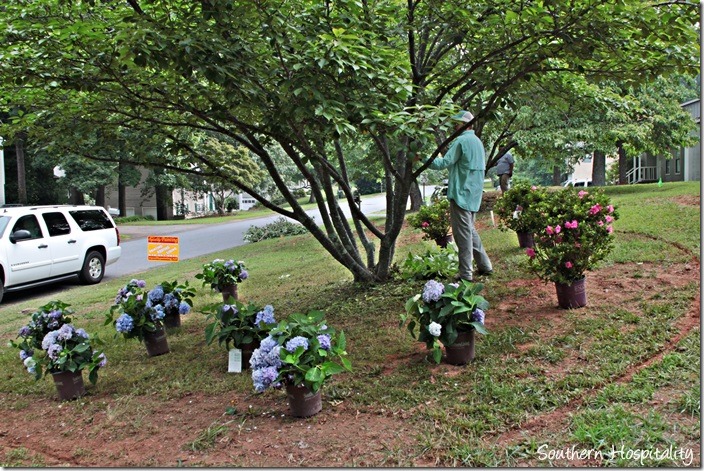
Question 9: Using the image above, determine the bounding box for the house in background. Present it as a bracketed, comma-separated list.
[627, 98, 700, 184]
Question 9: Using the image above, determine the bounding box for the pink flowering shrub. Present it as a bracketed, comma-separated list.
[407, 198, 452, 241]
[494, 182, 548, 233]
[525, 188, 619, 284]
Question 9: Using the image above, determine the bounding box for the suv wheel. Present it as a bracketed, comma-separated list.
[79, 251, 105, 284]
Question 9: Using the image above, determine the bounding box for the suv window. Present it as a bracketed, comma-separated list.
[42, 212, 72, 236]
[12, 215, 43, 240]
[69, 209, 114, 231]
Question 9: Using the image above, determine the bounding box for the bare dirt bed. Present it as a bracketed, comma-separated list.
[0, 255, 699, 467]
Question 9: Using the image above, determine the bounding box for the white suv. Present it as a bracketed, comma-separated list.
[0, 205, 122, 302]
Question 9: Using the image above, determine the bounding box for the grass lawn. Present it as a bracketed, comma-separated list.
[0, 182, 699, 467]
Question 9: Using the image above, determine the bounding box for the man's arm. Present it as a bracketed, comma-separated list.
[427, 140, 460, 170]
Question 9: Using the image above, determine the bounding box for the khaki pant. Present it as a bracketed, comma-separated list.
[450, 200, 492, 280]
[499, 173, 511, 192]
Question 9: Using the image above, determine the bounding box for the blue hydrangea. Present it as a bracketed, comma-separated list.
[41, 331, 59, 350]
[116, 314, 135, 333]
[163, 293, 178, 310]
[239, 269, 249, 280]
[75, 328, 89, 339]
[129, 278, 146, 288]
[98, 353, 108, 368]
[19, 349, 32, 361]
[23, 356, 36, 374]
[285, 336, 309, 353]
[148, 286, 165, 303]
[178, 301, 191, 315]
[317, 334, 331, 350]
[472, 308, 485, 324]
[48, 309, 63, 319]
[222, 304, 239, 315]
[422, 280, 445, 303]
[151, 305, 165, 321]
[57, 324, 74, 341]
[47, 344, 63, 360]
[47, 320, 59, 330]
[252, 365, 280, 392]
[224, 259, 236, 271]
[254, 305, 275, 326]
[18, 326, 31, 337]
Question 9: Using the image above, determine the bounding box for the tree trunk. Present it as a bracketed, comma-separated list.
[69, 187, 85, 205]
[94, 185, 105, 207]
[409, 181, 423, 210]
[591, 151, 606, 186]
[15, 133, 27, 204]
[552, 165, 562, 186]
[155, 184, 173, 221]
[617, 142, 628, 185]
[118, 161, 127, 216]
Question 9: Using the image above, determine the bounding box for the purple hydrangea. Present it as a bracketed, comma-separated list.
[239, 269, 248, 280]
[57, 324, 74, 341]
[98, 353, 108, 368]
[47, 344, 63, 360]
[254, 305, 275, 326]
[252, 365, 280, 392]
[75, 328, 89, 339]
[222, 304, 238, 314]
[19, 349, 32, 361]
[41, 331, 59, 350]
[317, 334, 331, 350]
[116, 313, 135, 333]
[178, 301, 191, 315]
[472, 308, 485, 325]
[285, 336, 309, 353]
[224, 259, 236, 271]
[148, 286, 165, 303]
[422, 280, 445, 303]
[47, 320, 60, 330]
[249, 335, 282, 370]
[48, 309, 63, 319]
[18, 326, 31, 337]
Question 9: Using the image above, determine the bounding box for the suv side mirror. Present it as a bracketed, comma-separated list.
[9, 229, 32, 243]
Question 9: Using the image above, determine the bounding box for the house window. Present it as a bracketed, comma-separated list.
[665, 160, 671, 175]
[675, 158, 681, 174]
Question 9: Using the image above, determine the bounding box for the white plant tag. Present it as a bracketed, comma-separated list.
[228, 348, 242, 373]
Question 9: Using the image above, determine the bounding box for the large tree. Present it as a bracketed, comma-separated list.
[0, 0, 698, 281]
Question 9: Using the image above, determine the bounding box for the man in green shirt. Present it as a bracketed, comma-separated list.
[424, 110, 492, 281]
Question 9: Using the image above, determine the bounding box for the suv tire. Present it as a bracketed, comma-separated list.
[79, 250, 105, 284]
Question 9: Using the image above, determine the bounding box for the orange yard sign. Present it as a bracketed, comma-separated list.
[147, 236, 180, 262]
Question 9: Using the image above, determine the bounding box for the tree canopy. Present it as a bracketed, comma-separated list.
[0, 0, 699, 281]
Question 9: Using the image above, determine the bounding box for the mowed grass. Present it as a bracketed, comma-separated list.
[0, 181, 699, 467]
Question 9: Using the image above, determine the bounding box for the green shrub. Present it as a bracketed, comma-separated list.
[400, 245, 458, 280]
[114, 215, 155, 223]
[243, 217, 309, 243]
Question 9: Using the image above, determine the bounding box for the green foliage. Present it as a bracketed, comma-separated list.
[493, 182, 549, 233]
[201, 301, 276, 351]
[266, 311, 352, 393]
[401, 280, 489, 363]
[401, 245, 459, 280]
[406, 199, 451, 241]
[195, 259, 248, 292]
[527, 188, 619, 284]
[10, 301, 105, 385]
[114, 215, 155, 223]
[243, 217, 309, 243]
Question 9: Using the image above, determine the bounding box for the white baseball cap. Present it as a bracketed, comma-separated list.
[451, 110, 474, 122]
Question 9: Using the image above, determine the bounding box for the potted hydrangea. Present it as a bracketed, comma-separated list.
[249, 311, 351, 417]
[401, 279, 489, 365]
[493, 181, 548, 248]
[525, 188, 619, 309]
[196, 258, 249, 302]
[145, 280, 196, 329]
[407, 198, 453, 248]
[11, 300, 107, 400]
[201, 301, 277, 372]
[106, 279, 171, 356]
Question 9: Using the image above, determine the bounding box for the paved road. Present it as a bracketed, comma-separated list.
[105, 193, 391, 280]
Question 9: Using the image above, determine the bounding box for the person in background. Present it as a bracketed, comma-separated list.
[495, 150, 515, 193]
[420, 110, 492, 281]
